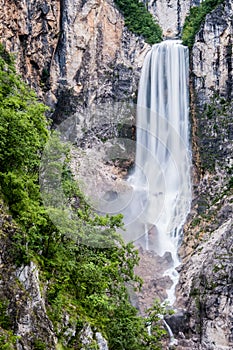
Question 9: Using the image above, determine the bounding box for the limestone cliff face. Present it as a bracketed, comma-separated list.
[181, 0, 233, 254]
[176, 219, 233, 350]
[192, 0, 233, 102]
[143, 0, 202, 38]
[0, 0, 60, 97]
[190, 0, 233, 178]
[50, 0, 149, 122]
[0, 0, 149, 117]
[175, 1, 233, 349]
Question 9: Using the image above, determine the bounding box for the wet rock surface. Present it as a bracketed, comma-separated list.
[134, 249, 174, 314]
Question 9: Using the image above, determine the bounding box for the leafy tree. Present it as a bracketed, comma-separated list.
[0, 43, 49, 236]
[0, 45, 48, 173]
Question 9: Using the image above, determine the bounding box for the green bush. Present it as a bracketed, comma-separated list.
[0, 300, 11, 330]
[114, 0, 162, 44]
[182, 0, 224, 48]
[0, 44, 169, 349]
[0, 332, 18, 350]
[0, 43, 49, 236]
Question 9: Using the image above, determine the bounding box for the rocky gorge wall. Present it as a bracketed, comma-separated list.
[142, 0, 203, 38]
[175, 1, 233, 349]
[0, 0, 150, 122]
[0, 0, 61, 97]
[0, 0, 233, 349]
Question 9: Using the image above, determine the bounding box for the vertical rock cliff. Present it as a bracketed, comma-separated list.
[0, 0, 61, 96]
[0, 0, 149, 118]
[50, 0, 150, 122]
[143, 0, 203, 38]
[192, 0, 232, 101]
[175, 1, 233, 349]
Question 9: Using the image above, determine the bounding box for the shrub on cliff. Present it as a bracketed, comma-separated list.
[0, 43, 49, 232]
[114, 0, 162, 45]
[0, 44, 168, 349]
[182, 0, 224, 48]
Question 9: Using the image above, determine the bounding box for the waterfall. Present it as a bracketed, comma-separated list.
[64, 39, 191, 305]
[128, 40, 191, 304]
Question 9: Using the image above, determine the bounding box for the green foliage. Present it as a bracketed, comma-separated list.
[114, 0, 162, 45]
[0, 43, 49, 238]
[0, 48, 48, 173]
[33, 339, 47, 350]
[107, 299, 169, 350]
[0, 331, 18, 350]
[0, 45, 169, 349]
[182, 0, 224, 48]
[0, 300, 11, 330]
[38, 155, 168, 348]
[228, 177, 233, 189]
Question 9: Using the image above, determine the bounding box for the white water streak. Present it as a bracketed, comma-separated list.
[134, 40, 191, 304]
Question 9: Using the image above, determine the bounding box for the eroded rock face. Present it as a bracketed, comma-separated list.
[176, 219, 233, 350]
[51, 0, 149, 122]
[80, 324, 109, 350]
[14, 263, 57, 350]
[175, 2, 233, 349]
[143, 0, 202, 38]
[134, 249, 174, 314]
[0, 0, 60, 97]
[192, 0, 233, 103]
[0, 0, 150, 117]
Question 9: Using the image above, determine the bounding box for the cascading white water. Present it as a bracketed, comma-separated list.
[129, 40, 191, 304]
[66, 39, 192, 305]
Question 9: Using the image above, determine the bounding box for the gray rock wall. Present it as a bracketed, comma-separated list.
[192, 0, 233, 103]
[0, 0, 60, 98]
[176, 2, 233, 349]
[0, 0, 150, 118]
[143, 0, 202, 38]
[50, 0, 149, 122]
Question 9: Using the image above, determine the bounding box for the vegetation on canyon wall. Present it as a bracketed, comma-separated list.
[114, 0, 162, 44]
[182, 0, 224, 47]
[0, 44, 169, 349]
